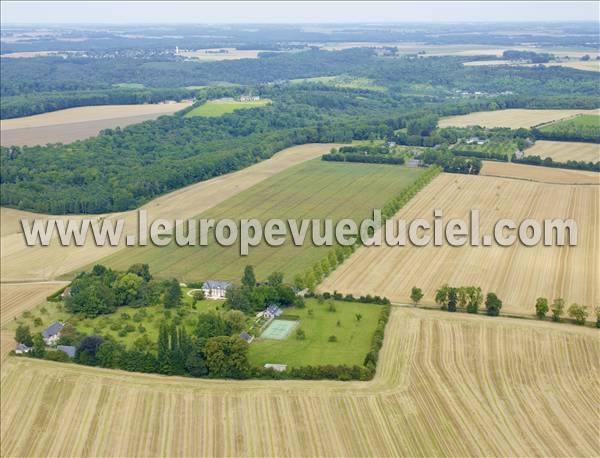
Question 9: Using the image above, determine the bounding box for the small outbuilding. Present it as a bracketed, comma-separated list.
[239, 332, 254, 344]
[57, 345, 76, 358]
[15, 343, 31, 354]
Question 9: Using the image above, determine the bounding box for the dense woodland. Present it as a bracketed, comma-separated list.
[2, 49, 599, 214]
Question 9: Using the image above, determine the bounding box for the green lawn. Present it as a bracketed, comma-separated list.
[99, 160, 425, 283]
[6, 289, 225, 349]
[184, 99, 270, 117]
[248, 299, 383, 368]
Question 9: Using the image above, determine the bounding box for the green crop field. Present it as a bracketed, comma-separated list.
[248, 298, 383, 368]
[97, 160, 425, 283]
[539, 114, 599, 131]
[184, 99, 270, 117]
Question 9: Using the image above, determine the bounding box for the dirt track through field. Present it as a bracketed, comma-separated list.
[1, 308, 598, 457]
[321, 171, 599, 316]
[0, 143, 340, 282]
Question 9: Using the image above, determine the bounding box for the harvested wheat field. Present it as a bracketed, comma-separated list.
[525, 140, 600, 163]
[439, 108, 599, 129]
[0, 282, 67, 327]
[0, 102, 193, 146]
[0, 144, 339, 282]
[481, 161, 599, 184]
[0, 282, 67, 358]
[321, 171, 599, 316]
[1, 308, 598, 457]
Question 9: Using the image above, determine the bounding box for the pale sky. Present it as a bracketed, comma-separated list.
[1, 1, 598, 24]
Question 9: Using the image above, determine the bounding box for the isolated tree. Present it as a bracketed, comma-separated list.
[242, 265, 256, 289]
[485, 292, 502, 316]
[447, 288, 458, 312]
[293, 274, 305, 290]
[465, 286, 483, 314]
[31, 334, 46, 358]
[410, 287, 424, 306]
[435, 284, 450, 309]
[596, 307, 600, 329]
[15, 324, 33, 346]
[192, 289, 205, 304]
[163, 279, 182, 308]
[157, 323, 173, 375]
[535, 297, 549, 319]
[295, 328, 306, 340]
[567, 304, 588, 325]
[355, 313, 363, 322]
[267, 271, 283, 287]
[551, 298, 565, 322]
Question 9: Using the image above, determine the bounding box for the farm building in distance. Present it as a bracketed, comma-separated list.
[42, 322, 64, 345]
[466, 136, 489, 145]
[201, 280, 232, 299]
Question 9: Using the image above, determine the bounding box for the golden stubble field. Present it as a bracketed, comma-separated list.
[321, 170, 599, 316]
[1, 307, 598, 457]
[0, 102, 193, 146]
[439, 108, 600, 129]
[0, 143, 340, 283]
[481, 160, 600, 184]
[525, 140, 600, 163]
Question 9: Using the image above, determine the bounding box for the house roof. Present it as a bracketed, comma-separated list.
[202, 280, 232, 290]
[16, 343, 31, 352]
[239, 332, 254, 343]
[42, 322, 64, 338]
[57, 345, 76, 358]
[266, 304, 283, 316]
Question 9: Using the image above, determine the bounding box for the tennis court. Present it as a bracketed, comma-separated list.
[260, 319, 299, 340]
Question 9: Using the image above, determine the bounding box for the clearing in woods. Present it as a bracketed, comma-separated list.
[98, 161, 425, 283]
[0, 144, 340, 282]
[184, 99, 270, 117]
[320, 171, 599, 316]
[525, 140, 600, 163]
[0, 102, 193, 146]
[438, 108, 600, 129]
[1, 308, 597, 457]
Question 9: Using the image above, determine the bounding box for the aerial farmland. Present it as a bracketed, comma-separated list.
[1, 5, 599, 458]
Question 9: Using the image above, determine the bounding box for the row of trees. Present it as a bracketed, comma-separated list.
[419, 148, 482, 174]
[433, 284, 502, 316]
[511, 153, 600, 172]
[534, 297, 596, 326]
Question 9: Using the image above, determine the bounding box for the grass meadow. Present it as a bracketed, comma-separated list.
[99, 160, 425, 283]
[184, 99, 270, 117]
[248, 298, 383, 368]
